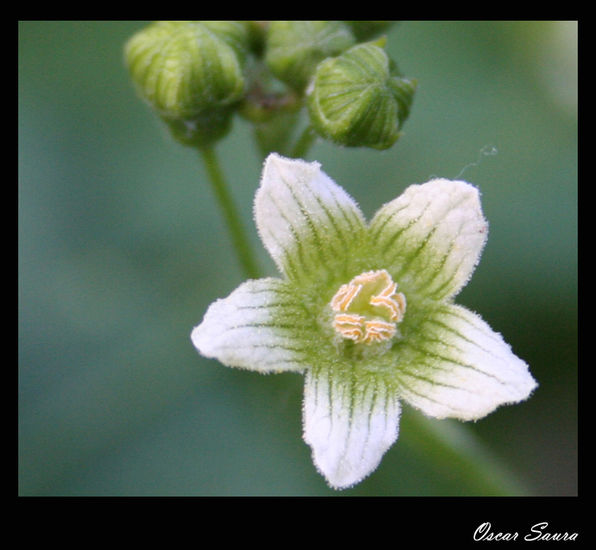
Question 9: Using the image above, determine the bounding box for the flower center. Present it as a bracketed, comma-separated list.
[330, 269, 406, 345]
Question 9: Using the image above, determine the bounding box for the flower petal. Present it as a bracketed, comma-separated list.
[370, 178, 488, 301]
[191, 278, 315, 373]
[254, 153, 366, 282]
[395, 303, 537, 420]
[303, 365, 400, 489]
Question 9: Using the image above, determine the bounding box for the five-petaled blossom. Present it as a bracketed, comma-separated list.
[191, 153, 537, 489]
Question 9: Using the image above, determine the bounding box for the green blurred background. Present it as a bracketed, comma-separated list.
[18, 21, 577, 496]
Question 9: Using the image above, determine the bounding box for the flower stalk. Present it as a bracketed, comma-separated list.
[199, 147, 260, 279]
[402, 410, 530, 495]
[291, 125, 318, 159]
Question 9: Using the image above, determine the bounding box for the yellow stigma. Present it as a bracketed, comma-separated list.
[330, 269, 406, 344]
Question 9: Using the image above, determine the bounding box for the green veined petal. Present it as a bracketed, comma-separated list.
[254, 153, 367, 284]
[370, 178, 488, 301]
[191, 278, 315, 373]
[395, 303, 537, 420]
[303, 364, 401, 489]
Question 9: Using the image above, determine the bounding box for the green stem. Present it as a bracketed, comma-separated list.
[291, 125, 318, 159]
[199, 146, 260, 279]
[401, 408, 532, 495]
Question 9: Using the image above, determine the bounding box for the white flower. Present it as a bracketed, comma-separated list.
[191, 153, 537, 489]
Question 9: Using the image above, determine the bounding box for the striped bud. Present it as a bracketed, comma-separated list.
[124, 21, 250, 147]
[264, 21, 355, 91]
[307, 38, 417, 150]
[345, 21, 397, 41]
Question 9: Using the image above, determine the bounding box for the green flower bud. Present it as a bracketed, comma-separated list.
[346, 21, 397, 41]
[164, 107, 235, 148]
[264, 21, 356, 91]
[125, 21, 250, 146]
[199, 21, 251, 62]
[307, 38, 417, 150]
